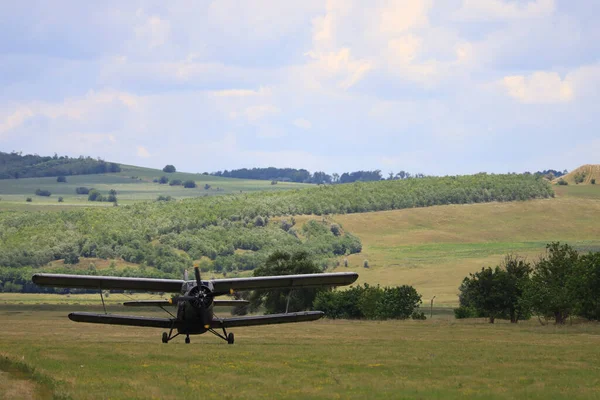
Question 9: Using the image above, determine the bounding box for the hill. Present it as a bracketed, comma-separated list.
[0, 151, 120, 179]
[0, 163, 312, 210]
[0, 173, 552, 293]
[552, 164, 600, 185]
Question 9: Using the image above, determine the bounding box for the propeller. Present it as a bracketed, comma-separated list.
[170, 267, 214, 308]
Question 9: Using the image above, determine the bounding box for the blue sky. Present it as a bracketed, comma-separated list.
[0, 0, 598, 175]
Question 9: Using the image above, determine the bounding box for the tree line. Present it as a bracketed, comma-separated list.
[210, 167, 427, 184]
[456, 243, 600, 324]
[0, 151, 120, 179]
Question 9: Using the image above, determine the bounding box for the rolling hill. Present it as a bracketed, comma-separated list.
[552, 164, 600, 185]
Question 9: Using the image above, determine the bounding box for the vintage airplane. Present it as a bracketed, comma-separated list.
[32, 268, 358, 344]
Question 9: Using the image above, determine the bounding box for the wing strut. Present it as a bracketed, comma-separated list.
[100, 290, 107, 314]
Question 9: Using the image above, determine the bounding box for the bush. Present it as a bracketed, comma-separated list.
[204, 184, 211, 190]
[26, 197, 32, 202]
[75, 187, 90, 194]
[163, 165, 176, 173]
[88, 190, 103, 201]
[57, 176, 67, 183]
[35, 189, 51, 197]
[454, 306, 478, 319]
[156, 195, 173, 201]
[183, 180, 196, 188]
[592, 178, 596, 185]
[363, 260, 369, 268]
[170, 179, 182, 186]
[158, 176, 169, 184]
[58, 197, 64, 203]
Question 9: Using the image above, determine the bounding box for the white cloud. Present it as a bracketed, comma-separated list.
[378, 0, 432, 34]
[210, 87, 272, 98]
[455, 0, 555, 20]
[134, 10, 170, 48]
[293, 118, 312, 130]
[229, 104, 280, 122]
[0, 107, 34, 135]
[502, 71, 573, 104]
[137, 146, 150, 158]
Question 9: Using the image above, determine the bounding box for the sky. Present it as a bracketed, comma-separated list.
[0, 0, 598, 176]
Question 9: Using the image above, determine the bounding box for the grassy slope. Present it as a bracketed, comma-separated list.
[0, 164, 311, 210]
[325, 185, 600, 305]
[2, 308, 600, 399]
[552, 164, 600, 185]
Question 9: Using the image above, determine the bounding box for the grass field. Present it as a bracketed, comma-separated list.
[0, 164, 311, 210]
[1, 306, 600, 399]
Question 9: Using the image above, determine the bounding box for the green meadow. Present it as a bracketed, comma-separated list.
[1, 306, 600, 399]
[0, 164, 311, 210]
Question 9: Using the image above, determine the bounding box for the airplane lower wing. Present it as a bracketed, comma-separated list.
[212, 311, 324, 329]
[68, 312, 175, 328]
[32, 274, 184, 292]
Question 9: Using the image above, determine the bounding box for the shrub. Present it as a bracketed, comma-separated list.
[57, 176, 67, 183]
[592, 178, 596, 185]
[88, 190, 103, 201]
[170, 179, 182, 186]
[75, 187, 90, 194]
[454, 306, 478, 319]
[557, 179, 568, 186]
[58, 197, 64, 203]
[156, 195, 173, 201]
[183, 180, 196, 188]
[363, 260, 369, 268]
[163, 165, 176, 173]
[35, 189, 51, 197]
[26, 197, 32, 202]
[330, 224, 341, 236]
[158, 176, 169, 184]
[204, 183, 211, 190]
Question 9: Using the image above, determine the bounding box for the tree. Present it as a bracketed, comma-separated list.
[158, 176, 169, 184]
[458, 267, 509, 323]
[525, 242, 579, 324]
[249, 251, 323, 314]
[571, 251, 600, 320]
[35, 189, 51, 197]
[501, 255, 532, 323]
[163, 165, 176, 173]
[57, 176, 67, 183]
[183, 180, 196, 188]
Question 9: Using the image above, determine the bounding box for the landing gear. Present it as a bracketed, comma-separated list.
[161, 320, 180, 343]
[162, 332, 168, 343]
[185, 335, 190, 344]
[207, 325, 235, 344]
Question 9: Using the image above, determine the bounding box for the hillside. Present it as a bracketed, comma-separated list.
[329, 184, 600, 305]
[0, 164, 312, 210]
[0, 151, 120, 179]
[552, 164, 600, 185]
[0, 173, 552, 293]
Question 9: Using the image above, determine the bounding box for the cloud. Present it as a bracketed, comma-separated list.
[293, 118, 312, 130]
[378, 0, 432, 34]
[230, 104, 280, 122]
[455, 0, 555, 20]
[137, 146, 150, 158]
[134, 10, 171, 49]
[502, 71, 573, 104]
[0, 108, 34, 135]
[210, 87, 272, 98]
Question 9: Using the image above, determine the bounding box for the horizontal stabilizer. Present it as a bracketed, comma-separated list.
[212, 311, 324, 329]
[32, 274, 184, 293]
[69, 312, 175, 329]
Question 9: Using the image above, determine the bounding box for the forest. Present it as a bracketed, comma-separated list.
[0, 151, 121, 179]
[0, 173, 553, 292]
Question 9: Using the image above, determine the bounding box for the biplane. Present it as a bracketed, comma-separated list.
[32, 268, 358, 344]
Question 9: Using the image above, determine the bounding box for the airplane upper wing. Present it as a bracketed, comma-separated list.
[32, 274, 184, 293]
[211, 311, 324, 329]
[209, 272, 358, 295]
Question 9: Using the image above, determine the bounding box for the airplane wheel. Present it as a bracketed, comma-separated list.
[185, 336, 190, 344]
[162, 332, 168, 343]
[227, 333, 234, 345]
